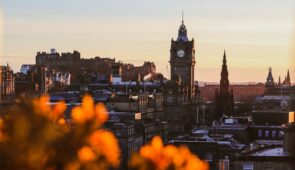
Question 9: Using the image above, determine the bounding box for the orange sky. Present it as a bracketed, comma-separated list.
[1, 0, 295, 82]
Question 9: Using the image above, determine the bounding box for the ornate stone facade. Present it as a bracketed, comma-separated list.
[215, 51, 234, 120]
[163, 18, 198, 136]
[169, 18, 195, 100]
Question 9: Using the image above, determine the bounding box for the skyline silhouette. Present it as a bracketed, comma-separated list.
[0, 0, 294, 82]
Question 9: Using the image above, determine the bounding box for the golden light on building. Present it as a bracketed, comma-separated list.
[289, 112, 295, 123]
[135, 112, 141, 120]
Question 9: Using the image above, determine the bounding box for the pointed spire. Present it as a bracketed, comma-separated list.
[266, 67, 275, 88]
[182, 11, 184, 24]
[267, 67, 274, 81]
[287, 69, 290, 81]
[278, 76, 281, 86]
[223, 50, 227, 64]
[220, 50, 229, 94]
[284, 69, 292, 86]
[177, 12, 188, 42]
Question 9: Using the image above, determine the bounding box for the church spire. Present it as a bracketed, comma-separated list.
[278, 76, 281, 86]
[182, 11, 184, 24]
[177, 12, 188, 42]
[265, 67, 275, 88]
[284, 69, 291, 86]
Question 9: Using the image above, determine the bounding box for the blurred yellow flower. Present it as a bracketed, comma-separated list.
[88, 130, 120, 167]
[52, 101, 67, 119]
[72, 107, 87, 124]
[65, 162, 81, 170]
[0, 95, 116, 170]
[58, 118, 66, 125]
[132, 136, 209, 170]
[95, 103, 109, 125]
[33, 95, 51, 115]
[1, 95, 208, 170]
[71, 95, 109, 126]
[82, 95, 95, 119]
[78, 146, 97, 162]
[31, 95, 69, 124]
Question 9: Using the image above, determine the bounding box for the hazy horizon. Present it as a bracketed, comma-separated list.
[1, 0, 295, 82]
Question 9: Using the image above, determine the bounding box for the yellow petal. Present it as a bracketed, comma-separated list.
[78, 146, 96, 162]
[88, 130, 120, 167]
[52, 101, 67, 119]
[151, 136, 163, 152]
[95, 103, 109, 125]
[71, 107, 87, 124]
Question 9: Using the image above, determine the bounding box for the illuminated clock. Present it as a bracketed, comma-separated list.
[177, 50, 185, 57]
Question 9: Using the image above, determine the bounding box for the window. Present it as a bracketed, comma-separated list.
[258, 130, 263, 138]
[271, 131, 276, 139]
[244, 162, 253, 170]
[265, 130, 269, 138]
[279, 131, 284, 139]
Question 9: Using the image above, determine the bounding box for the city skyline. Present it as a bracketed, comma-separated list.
[1, 0, 295, 82]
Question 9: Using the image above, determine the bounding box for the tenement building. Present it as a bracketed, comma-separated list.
[0, 64, 15, 100]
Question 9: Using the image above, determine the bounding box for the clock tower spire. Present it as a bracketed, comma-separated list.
[177, 12, 188, 42]
[170, 15, 196, 100]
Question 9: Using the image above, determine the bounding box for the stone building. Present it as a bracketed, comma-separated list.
[0, 65, 15, 100]
[264, 68, 295, 96]
[199, 83, 265, 102]
[121, 61, 156, 81]
[232, 123, 295, 170]
[36, 49, 159, 85]
[36, 49, 81, 69]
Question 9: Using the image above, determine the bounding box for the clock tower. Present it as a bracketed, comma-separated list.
[169, 17, 196, 99]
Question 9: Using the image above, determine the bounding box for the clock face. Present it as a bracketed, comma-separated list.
[177, 50, 185, 58]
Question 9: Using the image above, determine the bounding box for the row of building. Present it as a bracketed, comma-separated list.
[1, 17, 294, 170]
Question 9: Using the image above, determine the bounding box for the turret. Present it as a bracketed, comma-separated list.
[265, 67, 275, 88]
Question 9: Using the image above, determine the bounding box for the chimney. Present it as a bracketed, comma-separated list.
[219, 156, 229, 170]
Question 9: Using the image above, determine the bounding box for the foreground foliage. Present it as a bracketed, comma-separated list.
[0, 95, 208, 170]
[130, 136, 208, 170]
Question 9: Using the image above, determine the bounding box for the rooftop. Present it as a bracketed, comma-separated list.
[248, 146, 289, 157]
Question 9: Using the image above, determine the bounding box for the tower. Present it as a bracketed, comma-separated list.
[265, 67, 275, 88]
[284, 69, 291, 86]
[287, 69, 291, 84]
[220, 50, 229, 95]
[215, 51, 234, 120]
[264, 67, 276, 95]
[169, 14, 196, 99]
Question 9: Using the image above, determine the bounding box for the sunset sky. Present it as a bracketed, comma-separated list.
[1, 0, 295, 82]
